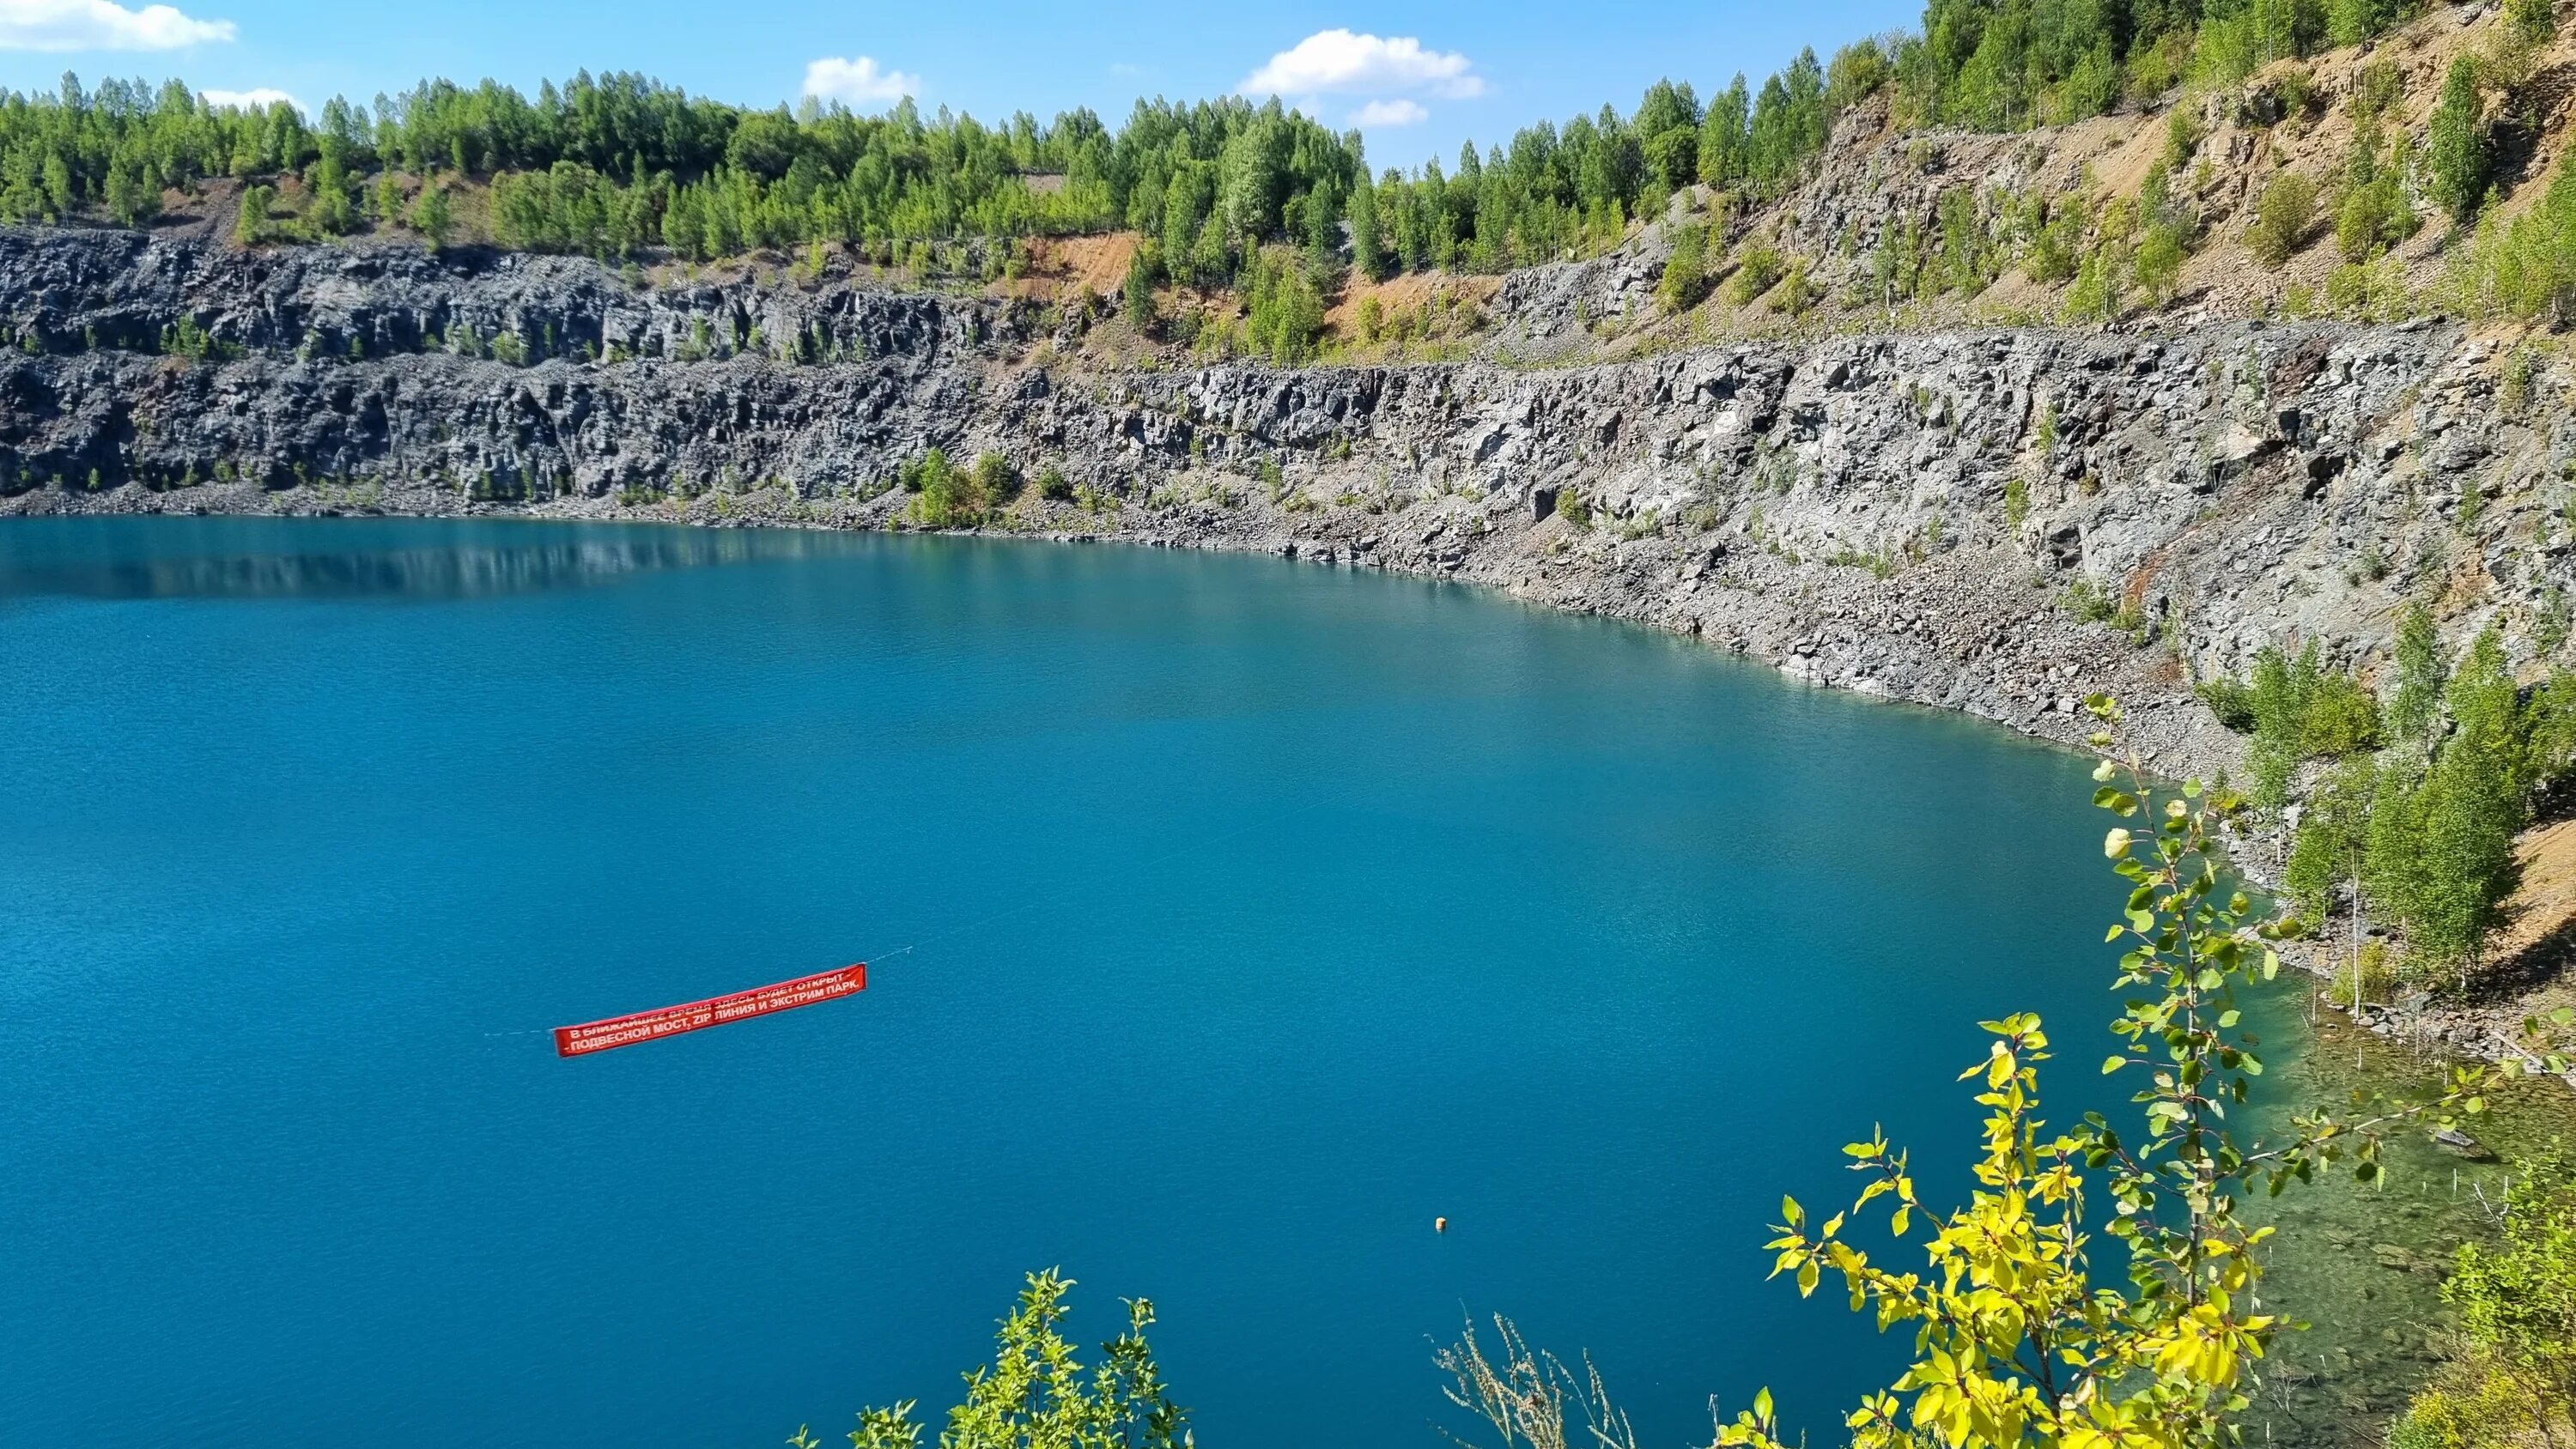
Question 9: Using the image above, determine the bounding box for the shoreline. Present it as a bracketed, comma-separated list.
[8, 474, 2239, 768]
[21, 489, 2559, 1083]
[1, 226, 2562, 1079]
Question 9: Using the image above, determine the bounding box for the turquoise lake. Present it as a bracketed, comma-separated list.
[2, 516, 2191, 1447]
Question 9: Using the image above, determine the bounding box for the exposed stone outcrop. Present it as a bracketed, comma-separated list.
[4, 229, 2569, 798]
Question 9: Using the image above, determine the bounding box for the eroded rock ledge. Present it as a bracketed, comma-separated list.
[5, 229, 2568, 798]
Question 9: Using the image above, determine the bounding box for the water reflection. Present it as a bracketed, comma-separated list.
[0, 518, 859, 602]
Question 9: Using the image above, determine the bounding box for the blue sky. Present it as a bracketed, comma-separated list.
[0, 0, 1922, 167]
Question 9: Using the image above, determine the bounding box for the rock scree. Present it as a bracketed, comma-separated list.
[4, 228, 2567, 807]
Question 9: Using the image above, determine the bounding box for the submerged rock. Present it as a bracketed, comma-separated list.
[2432, 1126, 2496, 1160]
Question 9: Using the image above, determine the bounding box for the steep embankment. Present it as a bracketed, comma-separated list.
[0, 230, 2559, 781]
[1473, 2, 2576, 361]
[12, 227, 2576, 1036]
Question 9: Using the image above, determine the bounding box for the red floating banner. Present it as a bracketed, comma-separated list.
[554, 963, 867, 1057]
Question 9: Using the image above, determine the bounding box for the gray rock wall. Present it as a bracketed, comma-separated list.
[6, 228, 2569, 785]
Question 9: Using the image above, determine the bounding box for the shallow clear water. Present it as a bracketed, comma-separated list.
[2250, 1009, 2576, 1444]
[0, 516, 2287, 1447]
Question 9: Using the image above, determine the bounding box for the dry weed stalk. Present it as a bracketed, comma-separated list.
[1433, 1313, 1638, 1449]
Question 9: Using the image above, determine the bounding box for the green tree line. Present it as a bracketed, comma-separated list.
[0, 0, 2548, 295]
[0, 38, 1871, 282]
[2211, 607, 2576, 1004]
[1905, 0, 2462, 136]
[0, 70, 1360, 264]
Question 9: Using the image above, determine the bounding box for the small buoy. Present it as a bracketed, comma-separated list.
[1434, 1216, 1448, 1234]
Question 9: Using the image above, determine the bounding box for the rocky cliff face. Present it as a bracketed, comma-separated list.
[3, 228, 2567, 788]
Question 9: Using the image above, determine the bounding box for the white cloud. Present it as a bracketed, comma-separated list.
[801, 55, 920, 107]
[1351, 98, 1427, 127]
[199, 86, 295, 112]
[0, 0, 235, 51]
[1239, 29, 1482, 101]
